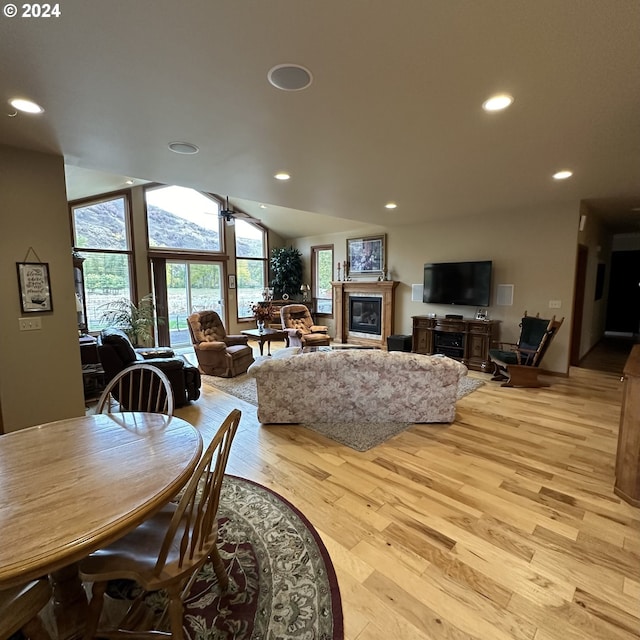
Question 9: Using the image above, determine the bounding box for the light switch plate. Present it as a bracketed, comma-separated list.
[548, 300, 562, 309]
[19, 317, 42, 331]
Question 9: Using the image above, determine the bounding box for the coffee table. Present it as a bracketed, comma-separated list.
[241, 327, 289, 356]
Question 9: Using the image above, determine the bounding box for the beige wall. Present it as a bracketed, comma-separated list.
[0, 145, 86, 432]
[295, 203, 581, 374]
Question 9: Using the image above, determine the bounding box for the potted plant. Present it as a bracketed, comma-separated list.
[270, 247, 303, 300]
[100, 293, 159, 346]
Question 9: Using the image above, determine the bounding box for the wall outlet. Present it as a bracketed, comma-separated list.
[19, 317, 42, 331]
[548, 300, 562, 309]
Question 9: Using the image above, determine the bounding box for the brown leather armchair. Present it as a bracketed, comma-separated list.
[280, 304, 331, 348]
[187, 310, 255, 377]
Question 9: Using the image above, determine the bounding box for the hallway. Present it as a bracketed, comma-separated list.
[578, 335, 639, 375]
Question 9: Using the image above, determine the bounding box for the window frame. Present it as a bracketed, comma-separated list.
[311, 244, 334, 317]
[143, 184, 226, 255]
[234, 218, 269, 321]
[69, 191, 137, 332]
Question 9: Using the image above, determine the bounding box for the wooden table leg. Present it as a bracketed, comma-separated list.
[257, 339, 265, 356]
[50, 563, 88, 640]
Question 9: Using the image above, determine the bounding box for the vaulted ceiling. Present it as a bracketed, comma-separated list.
[2, 1, 639, 238]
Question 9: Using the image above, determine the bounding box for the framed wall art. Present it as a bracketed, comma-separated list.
[17, 262, 53, 313]
[346, 234, 386, 277]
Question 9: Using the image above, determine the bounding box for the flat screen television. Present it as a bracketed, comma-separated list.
[423, 260, 492, 306]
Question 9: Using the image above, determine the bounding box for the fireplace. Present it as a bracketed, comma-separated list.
[332, 280, 398, 348]
[349, 296, 382, 335]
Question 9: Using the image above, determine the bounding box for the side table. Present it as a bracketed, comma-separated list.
[241, 328, 289, 356]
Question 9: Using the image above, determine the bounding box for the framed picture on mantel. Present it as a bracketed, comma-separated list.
[347, 234, 386, 277]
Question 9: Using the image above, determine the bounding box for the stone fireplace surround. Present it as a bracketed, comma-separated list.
[332, 280, 398, 348]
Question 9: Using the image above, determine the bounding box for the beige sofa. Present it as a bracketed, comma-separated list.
[247, 348, 468, 424]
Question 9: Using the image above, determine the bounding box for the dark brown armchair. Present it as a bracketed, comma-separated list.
[280, 304, 331, 348]
[187, 310, 254, 377]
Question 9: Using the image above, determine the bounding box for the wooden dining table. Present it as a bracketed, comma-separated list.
[0, 412, 203, 639]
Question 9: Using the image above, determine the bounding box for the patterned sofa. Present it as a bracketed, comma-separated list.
[247, 348, 468, 424]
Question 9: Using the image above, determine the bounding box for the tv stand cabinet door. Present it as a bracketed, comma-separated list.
[466, 320, 500, 372]
[411, 316, 434, 354]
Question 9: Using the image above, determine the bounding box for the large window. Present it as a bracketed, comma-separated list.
[71, 195, 133, 332]
[235, 219, 267, 319]
[146, 185, 222, 252]
[312, 245, 333, 315]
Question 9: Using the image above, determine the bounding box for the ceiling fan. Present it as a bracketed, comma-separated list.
[219, 197, 235, 224]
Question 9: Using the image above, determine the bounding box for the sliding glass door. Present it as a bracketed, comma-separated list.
[165, 261, 224, 347]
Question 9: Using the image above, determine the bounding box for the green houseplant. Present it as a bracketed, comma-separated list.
[100, 294, 159, 346]
[270, 247, 303, 300]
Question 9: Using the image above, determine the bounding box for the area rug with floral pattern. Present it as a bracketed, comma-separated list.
[97, 475, 343, 640]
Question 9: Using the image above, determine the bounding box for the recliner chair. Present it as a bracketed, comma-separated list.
[98, 328, 201, 406]
[280, 303, 331, 348]
[187, 310, 254, 377]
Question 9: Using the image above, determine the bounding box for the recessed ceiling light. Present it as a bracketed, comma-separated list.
[125, 179, 135, 185]
[482, 94, 514, 112]
[168, 141, 199, 155]
[553, 170, 573, 180]
[267, 64, 313, 91]
[9, 98, 44, 114]
[274, 172, 290, 181]
[259, 204, 268, 209]
[385, 202, 397, 209]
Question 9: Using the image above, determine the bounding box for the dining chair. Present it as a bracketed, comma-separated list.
[79, 408, 242, 640]
[96, 362, 175, 415]
[0, 578, 52, 640]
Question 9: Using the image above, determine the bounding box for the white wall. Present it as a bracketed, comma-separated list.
[0, 145, 86, 432]
[295, 202, 580, 374]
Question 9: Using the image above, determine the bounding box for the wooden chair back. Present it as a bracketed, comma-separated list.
[155, 408, 241, 575]
[517, 312, 564, 367]
[97, 362, 175, 415]
[79, 409, 241, 640]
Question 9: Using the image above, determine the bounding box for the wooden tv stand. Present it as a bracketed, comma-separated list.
[412, 315, 500, 372]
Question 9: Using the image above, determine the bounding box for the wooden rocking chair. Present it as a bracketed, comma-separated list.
[489, 312, 564, 387]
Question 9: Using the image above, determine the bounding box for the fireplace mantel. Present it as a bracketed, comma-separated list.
[332, 280, 399, 348]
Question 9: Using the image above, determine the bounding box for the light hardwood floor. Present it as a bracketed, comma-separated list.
[176, 343, 640, 640]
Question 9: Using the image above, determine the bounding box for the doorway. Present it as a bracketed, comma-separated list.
[164, 261, 225, 348]
[570, 244, 588, 366]
[606, 250, 640, 335]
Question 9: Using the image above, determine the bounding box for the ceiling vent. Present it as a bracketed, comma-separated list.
[267, 64, 313, 91]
